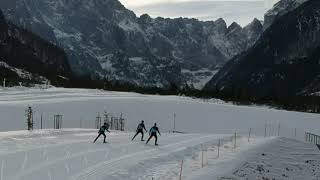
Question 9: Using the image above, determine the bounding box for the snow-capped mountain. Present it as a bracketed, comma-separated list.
[204, 0, 320, 97]
[0, 0, 262, 89]
[0, 10, 71, 86]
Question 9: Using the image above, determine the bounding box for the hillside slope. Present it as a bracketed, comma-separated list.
[205, 0, 320, 98]
[0, 10, 71, 86]
[0, 0, 262, 88]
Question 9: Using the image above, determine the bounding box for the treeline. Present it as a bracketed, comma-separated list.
[3, 74, 320, 114]
[197, 88, 320, 114]
[62, 76, 183, 95]
[62, 77, 320, 114]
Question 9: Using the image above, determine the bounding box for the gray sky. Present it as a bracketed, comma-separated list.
[119, 0, 280, 26]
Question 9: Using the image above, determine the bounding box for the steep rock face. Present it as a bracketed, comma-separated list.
[205, 0, 320, 97]
[264, 0, 308, 29]
[244, 18, 264, 43]
[0, 0, 262, 88]
[0, 9, 71, 86]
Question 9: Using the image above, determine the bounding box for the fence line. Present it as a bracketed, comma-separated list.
[305, 132, 320, 145]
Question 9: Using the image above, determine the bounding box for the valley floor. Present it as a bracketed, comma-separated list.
[0, 129, 318, 180]
[0, 87, 319, 179]
[0, 87, 320, 137]
[0, 129, 268, 180]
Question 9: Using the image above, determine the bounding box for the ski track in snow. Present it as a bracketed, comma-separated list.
[70, 134, 217, 180]
[0, 87, 319, 179]
[0, 129, 236, 180]
[24, 133, 190, 179]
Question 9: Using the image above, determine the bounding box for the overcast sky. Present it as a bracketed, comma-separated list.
[119, 0, 280, 26]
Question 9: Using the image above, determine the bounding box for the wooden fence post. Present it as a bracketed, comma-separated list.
[110, 117, 114, 130]
[173, 113, 176, 133]
[201, 149, 204, 168]
[305, 132, 320, 145]
[305, 132, 307, 142]
[217, 139, 220, 158]
[1, 160, 5, 180]
[40, 113, 43, 129]
[179, 160, 184, 180]
[26, 107, 34, 131]
[96, 113, 102, 129]
[54, 114, 62, 129]
[234, 131, 237, 149]
[309, 133, 311, 142]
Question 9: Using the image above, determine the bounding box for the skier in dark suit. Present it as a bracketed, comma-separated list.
[132, 120, 147, 141]
[93, 122, 110, 143]
[146, 123, 161, 146]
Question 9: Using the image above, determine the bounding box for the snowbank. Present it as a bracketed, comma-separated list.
[216, 137, 320, 179]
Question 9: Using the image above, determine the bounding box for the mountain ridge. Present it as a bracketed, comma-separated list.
[204, 0, 320, 98]
[0, 0, 263, 89]
[0, 9, 71, 86]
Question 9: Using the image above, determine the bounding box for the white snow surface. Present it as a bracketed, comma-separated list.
[0, 87, 320, 137]
[0, 87, 319, 179]
[0, 128, 272, 180]
[188, 137, 320, 180]
[0, 129, 318, 180]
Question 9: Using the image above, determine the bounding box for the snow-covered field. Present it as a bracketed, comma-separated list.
[0, 87, 320, 138]
[0, 129, 319, 180]
[0, 129, 270, 180]
[0, 87, 319, 179]
[188, 137, 320, 180]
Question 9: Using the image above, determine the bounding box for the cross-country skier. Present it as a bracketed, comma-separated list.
[146, 123, 161, 146]
[132, 120, 147, 141]
[93, 122, 110, 143]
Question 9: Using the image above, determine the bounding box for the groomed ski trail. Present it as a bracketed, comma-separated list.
[69, 134, 219, 180]
[0, 130, 227, 180]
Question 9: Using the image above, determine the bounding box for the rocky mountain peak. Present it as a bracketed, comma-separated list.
[205, 0, 320, 97]
[250, 18, 263, 27]
[139, 14, 153, 24]
[227, 22, 242, 34]
[264, 0, 309, 29]
[243, 18, 263, 42]
[0, 0, 263, 89]
[214, 18, 227, 30]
